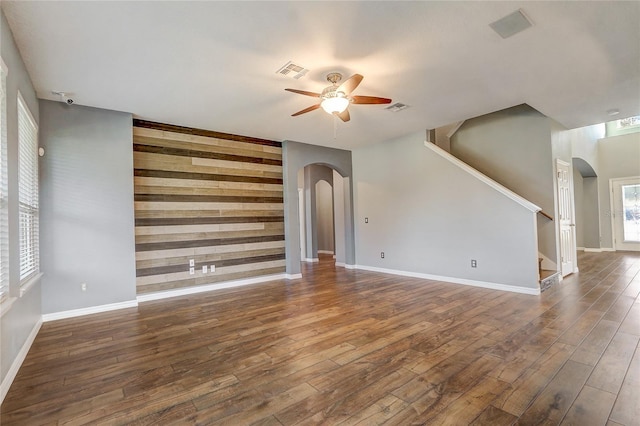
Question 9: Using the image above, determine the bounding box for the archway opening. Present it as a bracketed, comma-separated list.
[572, 157, 600, 251]
[297, 164, 351, 270]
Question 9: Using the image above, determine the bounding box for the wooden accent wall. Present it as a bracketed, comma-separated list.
[132, 120, 285, 295]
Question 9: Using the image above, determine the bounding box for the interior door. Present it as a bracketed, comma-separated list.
[611, 177, 640, 251]
[557, 160, 576, 276]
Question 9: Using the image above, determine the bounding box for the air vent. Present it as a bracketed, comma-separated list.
[276, 61, 309, 79]
[489, 9, 533, 39]
[386, 103, 409, 112]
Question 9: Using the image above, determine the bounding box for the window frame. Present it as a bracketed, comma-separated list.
[17, 91, 39, 287]
[0, 57, 7, 304]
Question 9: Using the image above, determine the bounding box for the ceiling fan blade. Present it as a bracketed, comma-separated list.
[351, 95, 392, 105]
[292, 104, 321, 116]
[335, 109, 350, 122]
[285, 88, 321, 98]
[337, 74, 363, 95]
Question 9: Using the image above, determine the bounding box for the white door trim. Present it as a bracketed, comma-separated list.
[556, 159, 577, 276]
[610, 176, 640, 251]
[298, 188, 306, 260]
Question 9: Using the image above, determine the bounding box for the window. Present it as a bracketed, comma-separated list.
[616, 115, 640, 129]
[0, 58, 7, 302]
[622, 183, 640, 242]
[18, 93, 39, 284]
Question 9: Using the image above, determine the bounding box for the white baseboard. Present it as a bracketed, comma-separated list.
[317, 250, 334, 255]
[335, 262, 356, 269]
[285, 273, 302, 279]
[137, 273, 289, 303]
[354, 264, 540, 295]
[601, 247, 615, 252]
[42, 300, 139, 322]
[1, 318, 42, 404]
[584, 248, 603, 253]
[303, 258, 319, 263]
[577, 247, 585, 251]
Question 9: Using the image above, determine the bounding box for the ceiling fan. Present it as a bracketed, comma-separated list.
[285, 73, 392, 122]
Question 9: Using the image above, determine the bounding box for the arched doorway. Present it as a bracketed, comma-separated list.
[572, 157, 600, 251]
[297, 164, 351, 268]
[282, 141, 355, 277]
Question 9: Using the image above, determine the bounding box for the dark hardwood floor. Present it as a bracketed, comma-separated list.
[1, 251, 639, 425]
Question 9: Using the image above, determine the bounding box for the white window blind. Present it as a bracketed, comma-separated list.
[18, 93, 39, 283]
[0, 58, 8, 301]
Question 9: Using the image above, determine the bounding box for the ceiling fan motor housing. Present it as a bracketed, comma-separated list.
[326, 72, 343, 84]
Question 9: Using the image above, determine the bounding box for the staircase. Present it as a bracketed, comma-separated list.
[426, 136, 565, 295]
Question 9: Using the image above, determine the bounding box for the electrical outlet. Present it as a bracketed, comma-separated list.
[381, 252, 385, 259]
[202, 265, 208, 273]
[210, 265, 215, 272]
[189, 267, 195, 275]
[189, 259, 195, 267]
[471, 260, 477, 268]
[81, 283, 87, 292]
[365, 217, 369, 223]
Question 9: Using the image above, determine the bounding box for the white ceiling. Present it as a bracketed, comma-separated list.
[2, 1, 639, 149]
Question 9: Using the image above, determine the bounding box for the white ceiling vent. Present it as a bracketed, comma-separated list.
[276, 61, 309, 79]
[489, 9, 533, 39]
[386, 103, 409, 112]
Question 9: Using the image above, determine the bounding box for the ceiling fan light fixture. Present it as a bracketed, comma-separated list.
[321, 96, 350, 114]
[286, 72, 388, 122]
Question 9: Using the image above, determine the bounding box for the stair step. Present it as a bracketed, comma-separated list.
[540, 270, 561, 292]
[540, 269, 556, 280]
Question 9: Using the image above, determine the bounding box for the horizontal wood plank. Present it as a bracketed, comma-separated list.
[133, 142, 282, 166]
[132, 121, 285, 295]
[133, 119, 282, 147]
[134, 134, 283, 161]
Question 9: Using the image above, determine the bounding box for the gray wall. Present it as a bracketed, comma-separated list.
[597, 132, 640, 248]
[353, 131, 539, 290]
[39, 100, 136, 314]
[282, 140, 354, 274]
[572, 157, 601, 250]
[573, 168, 584, 248]
[304, 164, 334, 257]
[583, 177, 601, 249]
[1, 9, 42, 389]
[332, 170, 346, 264]
[568, 124, 604, 175]
[450, 105, 556, 265]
